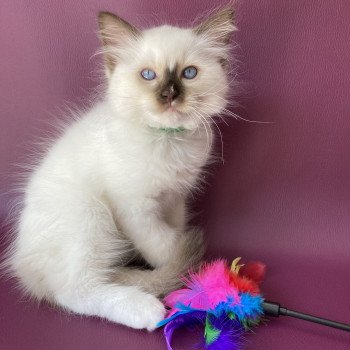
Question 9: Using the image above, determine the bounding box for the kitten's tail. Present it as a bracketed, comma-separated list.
[111, 227, 205, 297]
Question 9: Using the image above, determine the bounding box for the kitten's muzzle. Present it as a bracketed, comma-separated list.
[160, 84, 180, 103]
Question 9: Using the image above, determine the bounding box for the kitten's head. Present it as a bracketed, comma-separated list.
[98, 8, 236, 130]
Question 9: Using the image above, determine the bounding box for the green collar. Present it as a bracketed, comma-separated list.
[153, 126, 186, 134]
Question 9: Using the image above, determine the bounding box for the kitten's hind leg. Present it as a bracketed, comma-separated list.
[48, 197, 166, 330]
[12, 190, 165, 330]
[111, 227, 205, 297]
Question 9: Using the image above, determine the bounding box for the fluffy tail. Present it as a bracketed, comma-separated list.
[111, 227, 205, 297]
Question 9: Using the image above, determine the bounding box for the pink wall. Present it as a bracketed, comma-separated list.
[1, 1, 349, 349]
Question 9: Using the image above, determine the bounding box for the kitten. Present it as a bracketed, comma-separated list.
[5, 8, 235, 330]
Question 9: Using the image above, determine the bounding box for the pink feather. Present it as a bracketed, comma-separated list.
[164, 260, 240, 316]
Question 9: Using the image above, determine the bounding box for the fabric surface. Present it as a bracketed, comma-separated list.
[1, 1, 349, 349]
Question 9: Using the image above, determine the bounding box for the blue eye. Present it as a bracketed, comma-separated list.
[141, 69, 156, 80]
[183, 66, 198, 79]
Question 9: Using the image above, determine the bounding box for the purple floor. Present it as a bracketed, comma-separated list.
[1, 1, 349, 349]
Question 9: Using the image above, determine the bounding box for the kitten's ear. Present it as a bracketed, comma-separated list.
[98, 12, 140, 74]
[194, 7, 236, 45]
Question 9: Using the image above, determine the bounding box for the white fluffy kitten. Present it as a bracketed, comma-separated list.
[6, 8, 235, 330]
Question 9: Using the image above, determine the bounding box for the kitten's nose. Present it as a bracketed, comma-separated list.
[161, 84, 180, 102]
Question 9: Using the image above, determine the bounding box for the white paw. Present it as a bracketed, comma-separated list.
[126, 293, 166, 331]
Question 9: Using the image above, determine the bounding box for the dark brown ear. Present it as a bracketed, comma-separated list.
[194, 7, 236, 45]
[98, 12, 140, 74]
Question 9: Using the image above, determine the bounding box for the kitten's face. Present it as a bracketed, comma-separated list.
[99, 9, 235, 130]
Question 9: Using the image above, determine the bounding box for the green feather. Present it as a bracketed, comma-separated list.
[204, 316, 221, 345]
[228, 312, 236, 320]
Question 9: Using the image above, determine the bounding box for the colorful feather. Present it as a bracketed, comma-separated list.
[163, 311, 206, 350]
[158, 258, 266, 350]
[204, 314, 244, 350]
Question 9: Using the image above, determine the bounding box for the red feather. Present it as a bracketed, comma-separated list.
[239, 262, 266, 285]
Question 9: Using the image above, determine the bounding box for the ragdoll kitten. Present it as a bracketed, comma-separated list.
[6, 8, 235, 330]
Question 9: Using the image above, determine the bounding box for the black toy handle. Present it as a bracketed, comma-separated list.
[262, 301, 350, 332]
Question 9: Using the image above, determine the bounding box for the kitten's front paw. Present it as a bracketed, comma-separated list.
[132, 293, 166, 331]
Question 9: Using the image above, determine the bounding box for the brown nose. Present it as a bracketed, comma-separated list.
[161, 84, 180, 102]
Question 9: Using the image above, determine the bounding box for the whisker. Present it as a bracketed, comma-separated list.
[198, 101, 274, 124]
[192, 109, 224, 164]
[190, 111, 212, 154]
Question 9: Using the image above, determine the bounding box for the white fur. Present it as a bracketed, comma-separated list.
[6, 13, 233, 330]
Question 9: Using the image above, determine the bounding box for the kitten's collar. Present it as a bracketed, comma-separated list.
[151, 126, 186, 134]
[159, 126, 186, 133]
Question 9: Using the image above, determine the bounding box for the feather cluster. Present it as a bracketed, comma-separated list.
[157, 258, 266, 350]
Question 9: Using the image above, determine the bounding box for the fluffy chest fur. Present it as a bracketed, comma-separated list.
[41, 102, 213, 203]
[99, 105, 213, 198]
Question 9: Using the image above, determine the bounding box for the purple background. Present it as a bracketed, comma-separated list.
[1, 1, 349, 349]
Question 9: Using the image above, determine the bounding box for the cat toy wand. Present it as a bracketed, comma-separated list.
[262, 300, 350, 332]
[157, 258, 350, 350]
